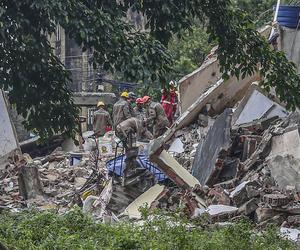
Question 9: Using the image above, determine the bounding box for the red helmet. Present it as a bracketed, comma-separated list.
[136, 98, 144, 104]
[142, 96, 151, 103]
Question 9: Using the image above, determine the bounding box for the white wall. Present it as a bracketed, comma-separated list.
[0, 90, 18, 162]
[280, 26, 300, 73]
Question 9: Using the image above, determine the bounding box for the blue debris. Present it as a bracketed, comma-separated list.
[106, 154, 167, 182]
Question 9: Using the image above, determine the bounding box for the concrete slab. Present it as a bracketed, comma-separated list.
[178, 25, 272, 113]
[192, 109, 232, 186]
[207, 205, 238, 216]
[122, 184, 166, 219]
[268, 128, 300, 159]
[154, 150, 200, 189]
[0, 90, 20, 167]
[232, 85, 287, 126]
[267, 155, 300, 189]
[280, 26, 300, 73]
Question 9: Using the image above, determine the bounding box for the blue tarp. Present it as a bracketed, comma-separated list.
[106, 154, 167, 182]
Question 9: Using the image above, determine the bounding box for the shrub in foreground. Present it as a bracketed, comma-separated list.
[0, 208, 297, 249]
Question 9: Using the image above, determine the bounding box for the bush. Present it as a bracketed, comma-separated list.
[0, 208, 297, 249]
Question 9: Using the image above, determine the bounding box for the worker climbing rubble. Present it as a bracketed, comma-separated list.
[161, 80, 178, 126]
[143, 95, 169, 138]
[134, 98, 146, 120]
[93, 101, 113, 137]
[112, 91, 132, 128]
[116, 117, 153, 149]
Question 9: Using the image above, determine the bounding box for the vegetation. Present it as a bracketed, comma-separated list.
[1, 0, 300, 138]
[168, 26, 213, 80]
[168, 0, 274, 79]
[0, 209, 297, 249]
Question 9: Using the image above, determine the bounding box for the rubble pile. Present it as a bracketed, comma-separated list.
[149, 88, 300, 234]
[171, 116, 214, 172]
[0, 82, 300, 242]
[0, 148, 108, 212]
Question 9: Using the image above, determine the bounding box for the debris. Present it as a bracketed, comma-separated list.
[106, 154, 167, 182]
[150, 149, 200, 189]
[267, 155, 300, 189]
[280, 227, 300, 242]
[168, 138, 184, 154]
[262, 193, 291, 207]
[178, 26, 272, 114]
[192, 108, 232, 186]
[267, 127, 300, 159]
[238, 198, 258, 215]
[18, 164, 44, 200]
[231, 84, 287, 127]
[122, 184, 166, 219]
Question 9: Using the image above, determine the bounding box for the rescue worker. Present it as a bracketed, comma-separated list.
[161, 81, 178, 126]
[128, 92, 137, 116]
[143, 95, 169, 138]
[93, 101, 113, 137]
[116, 117, 153, 148]
[133, 98, 145, 120]
[112, 91, 132, 127]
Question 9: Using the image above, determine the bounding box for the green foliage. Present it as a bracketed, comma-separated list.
[0, 0, 172, 138]
[0, 209, 297, 249]
[128, 0, 300, 109]
[166, 0, 274, 81]
[198, 0, 300, 110]
[234, 0, 274, 28]
[168, 26, 213, 80]
[1, 0, 300, 139]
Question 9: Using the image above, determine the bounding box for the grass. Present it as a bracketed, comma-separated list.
[0, 208, 298, 250]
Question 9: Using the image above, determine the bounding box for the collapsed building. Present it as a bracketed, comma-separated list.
[1, 21, 300, 243]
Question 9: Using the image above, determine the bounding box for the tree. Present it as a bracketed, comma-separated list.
[234, 0, 274, 28]
[0, 0, 172, 138]
[168, 26, 213, 80]
[1, 0, 299, 139]
[167, 0, 275, 80]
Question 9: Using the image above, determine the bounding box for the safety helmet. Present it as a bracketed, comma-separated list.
[121, 91, 129, 98]
[128, 92, 137, 99]
[97, 101, 105, 107]
[136, 98, 144, 104]
[142, 96, 151, 103]
[169, 80, 177, 88]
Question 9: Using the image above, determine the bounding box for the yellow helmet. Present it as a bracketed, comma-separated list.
[121, 91, 129, 98]
[97, 101, 105, 107]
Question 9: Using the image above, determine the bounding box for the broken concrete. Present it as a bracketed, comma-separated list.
[231, 84, 287, 127]
[18, 164, 44, 200]
[192, 109, 232, 186]
[268, 127, 300, 158]
[122, 184, 166, 219]
[150, 149, 200, 189]
[267, 155, 300, 189]
[178, 26, 272, 113]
